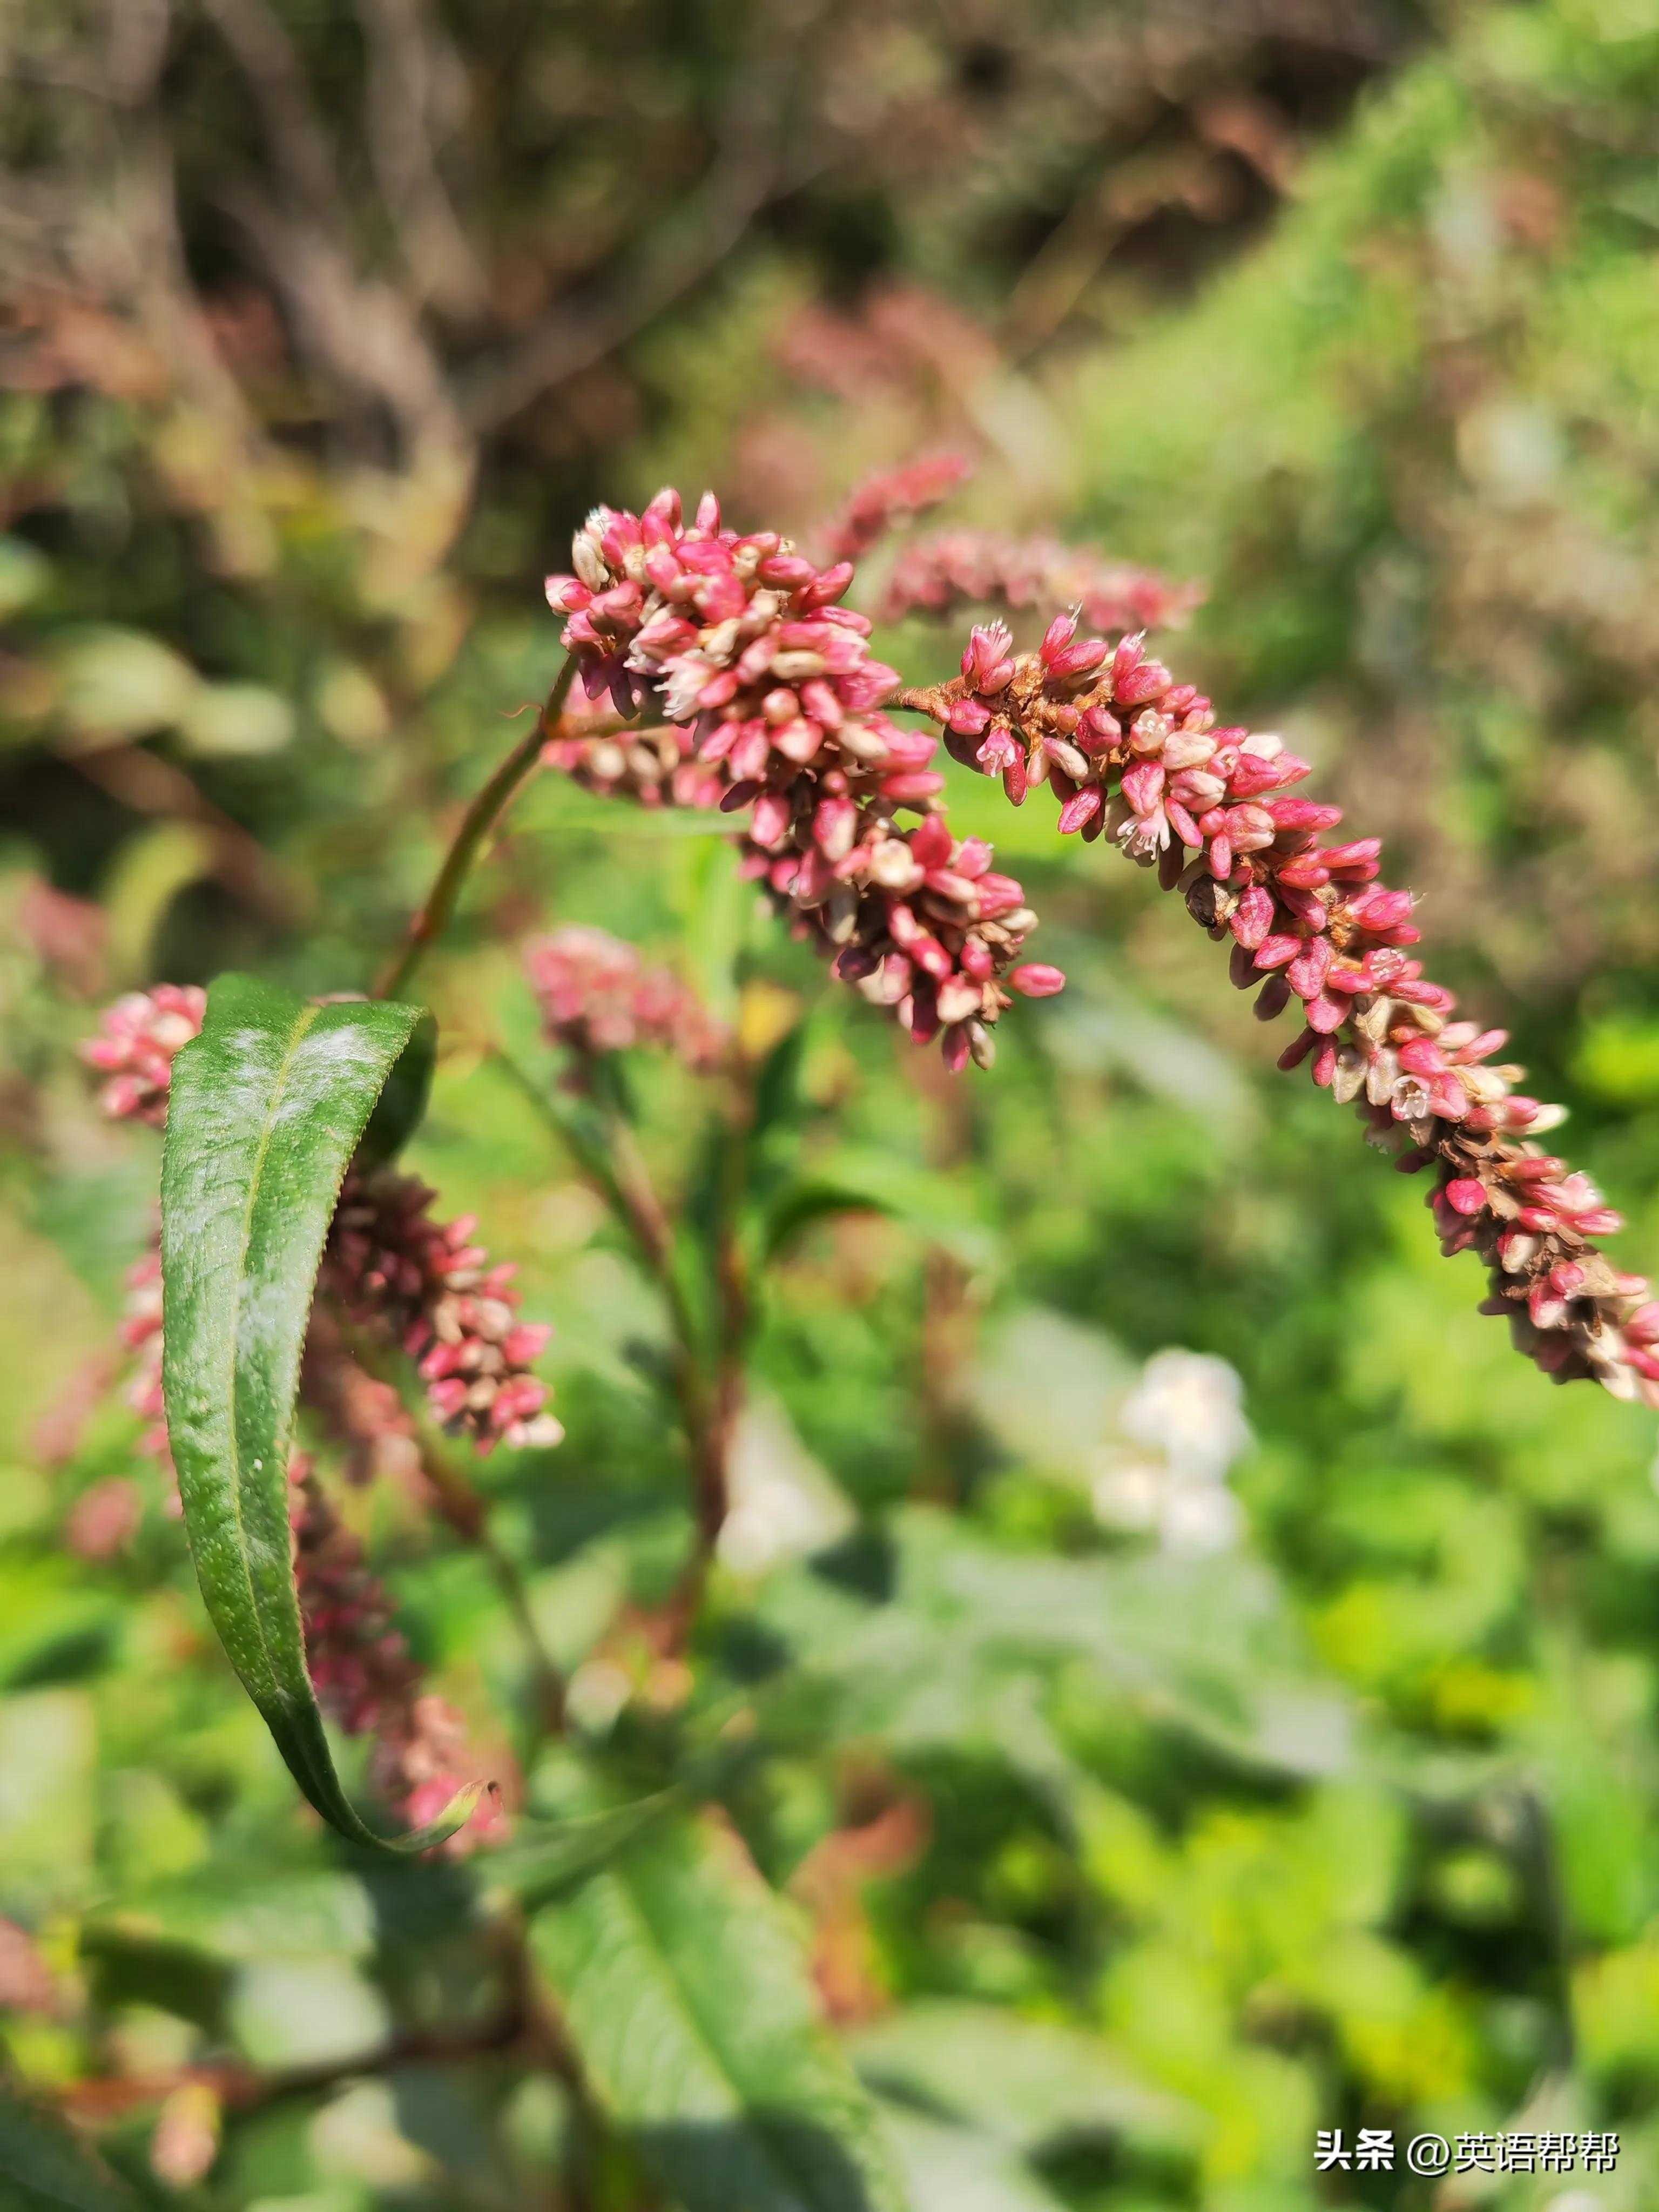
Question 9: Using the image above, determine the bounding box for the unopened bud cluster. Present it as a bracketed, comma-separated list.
[544, 489, 1062, 1071]
[525, 923, 726, 1073]
[901, 616, 1658, 1407]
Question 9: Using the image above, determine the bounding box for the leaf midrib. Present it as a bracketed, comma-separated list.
[605, 1850, 830, 2212]
[218, 998, 320, 1716]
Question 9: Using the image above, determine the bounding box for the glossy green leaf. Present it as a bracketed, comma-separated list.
[0, 2083, 139, 2212]
[160, 972, 448, 1850]
[531, 1811, 907, 2212]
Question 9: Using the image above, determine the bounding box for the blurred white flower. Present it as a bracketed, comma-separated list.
[1155, 1478, 1244, 1554]
[1120, 1348, 1251, 1481]
[564, 1657, 632, 1736]
[1090, 1347, 1251, 1554]
[718, 1396, 854, 1577]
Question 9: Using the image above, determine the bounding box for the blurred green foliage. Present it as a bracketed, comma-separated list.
[5, 0, 1659, 2207]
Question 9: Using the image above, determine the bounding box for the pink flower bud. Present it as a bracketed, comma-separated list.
[1009, 964, 1065, 997]
[1057, 788, 1103, 835]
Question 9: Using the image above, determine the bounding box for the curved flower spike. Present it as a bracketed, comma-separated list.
[899, 621, 1658, 1408]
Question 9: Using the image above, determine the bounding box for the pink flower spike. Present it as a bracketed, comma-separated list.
[549, 488, 1659, 1406]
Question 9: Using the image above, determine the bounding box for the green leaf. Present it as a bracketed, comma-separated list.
[52, 625, 199, 743]
[875, 2107, 1068, 2212]
[160, 972, 449, 1851]
[502, 1793, 686, 1912]
[750, 1016, 811, 1144]
[760, 1178, 893, 1264]
[0, 2082, 139, 2212]
[759, 1156, 994, 1271]
[177, 680, 294, 758]
[357, 1008, 436, 1166]
[100, 822, 215, 987]
[0, 536, 52, 619]
[530, 1811, 907, 2212]
[79, 1798, 685, 2021]
[0, 1558, 118, 1692]
[747, 1509, 1350, 1797]
[850, 2002, 1197, 2158]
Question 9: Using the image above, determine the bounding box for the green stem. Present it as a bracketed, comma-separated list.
[376, 657, 577, 1002]
[492, 1047, 733, 1572]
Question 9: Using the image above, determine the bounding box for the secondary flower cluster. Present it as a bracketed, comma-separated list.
[544, 488, 1061, 1070]
[900, 617, 1658, 1406]
[880, 530, 1203, 639]
[289, 1461, 505, 1851]
[525, 923, 726, 1073]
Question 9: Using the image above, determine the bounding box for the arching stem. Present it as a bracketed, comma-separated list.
[376, 656, 578, 1001]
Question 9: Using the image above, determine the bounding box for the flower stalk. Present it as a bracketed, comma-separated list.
[375, 655, 577, 1002]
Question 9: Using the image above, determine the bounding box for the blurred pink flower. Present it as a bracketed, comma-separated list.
[818, 451, 972, 564]
[880, 529, 1202, 638]
[150, 2084, 221, 2190]
[19, 879, 106, 996]
[64, 1477, 143, 1560]
[79, 985, 205, 1126]
[525, 925, 726, 1074]
[0, 1918, 60, 2014]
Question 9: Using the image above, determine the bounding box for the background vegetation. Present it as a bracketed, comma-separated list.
[4, 1, 1659, 2206]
